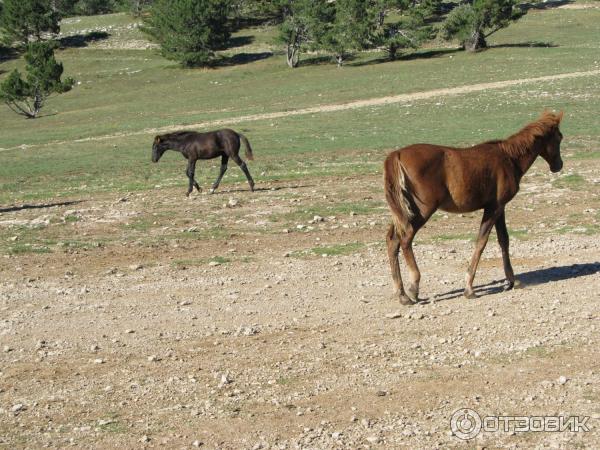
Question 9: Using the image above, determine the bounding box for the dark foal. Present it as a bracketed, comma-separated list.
[384, 111, 564, 305]
[152, 128, 255, 196]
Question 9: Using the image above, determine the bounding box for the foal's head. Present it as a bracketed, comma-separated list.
[151, 135, 169, 162]
[539, 111, 564, 173]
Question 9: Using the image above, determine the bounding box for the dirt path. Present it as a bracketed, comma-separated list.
[3, 69, 599, 152]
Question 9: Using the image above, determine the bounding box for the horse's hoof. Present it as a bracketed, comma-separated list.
[513, 279, 523, 289]
[209, 188, 215, 194]
[464, 290, 478, 299]
[503, 281, 514, 292]
[399, 294, 415, 306]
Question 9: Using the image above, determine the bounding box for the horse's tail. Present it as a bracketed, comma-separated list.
[383, 151, 415, 237]
[238, 133, 254, 161]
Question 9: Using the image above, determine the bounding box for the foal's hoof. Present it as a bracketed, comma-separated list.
[398, 294, 415, 306]
[209, 188, 216, 194]
[464, 290, 478, 299]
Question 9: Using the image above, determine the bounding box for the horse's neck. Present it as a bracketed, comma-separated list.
[511, 139, 543, 181]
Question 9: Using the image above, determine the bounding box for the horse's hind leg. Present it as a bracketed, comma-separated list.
[400, 228, 422, 302]
[387, 224, 413, 305]
[231, 154, 255, 192]
[210, 155, 229, 194]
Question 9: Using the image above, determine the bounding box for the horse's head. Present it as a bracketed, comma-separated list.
[152, 135, 168, 162]
[540, 111, 564, 173]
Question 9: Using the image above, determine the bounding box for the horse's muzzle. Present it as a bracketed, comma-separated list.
[551, 159, 563, 173]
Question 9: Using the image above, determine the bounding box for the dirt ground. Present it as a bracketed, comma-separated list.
[1, 155, 599, 449]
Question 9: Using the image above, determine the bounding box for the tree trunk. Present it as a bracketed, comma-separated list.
[465, 28, 487, 52]
[286, 44, 300, 68]
[388, 43, 398, 61]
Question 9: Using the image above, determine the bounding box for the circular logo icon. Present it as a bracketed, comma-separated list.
[450, 408, 482, 440]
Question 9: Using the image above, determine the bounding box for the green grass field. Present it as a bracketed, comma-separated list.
[1, 4, 599, 205]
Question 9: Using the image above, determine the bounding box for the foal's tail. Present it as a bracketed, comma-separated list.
[238, 133, 254, 161]
[384, 151, 415, 237]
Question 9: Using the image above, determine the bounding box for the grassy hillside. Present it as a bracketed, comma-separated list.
[0, 4, 599, 204]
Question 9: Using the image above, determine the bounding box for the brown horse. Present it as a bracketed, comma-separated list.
[384, 111, 564, 305]
[152, 128, 255, 196]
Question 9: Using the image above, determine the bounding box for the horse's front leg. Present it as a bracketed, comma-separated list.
[464, 207, 500, 299]
[495, 211, 518, 291]
[186, 159, 198, 196]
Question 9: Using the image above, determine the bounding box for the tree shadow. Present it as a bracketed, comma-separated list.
[350, 47, 462, 67]
[490, 41, 558, 49]
[216, 52, 273, 67]
[431, 262, 600, 302]
[298, 55, 334, 67]
[520, 0, 573, 11]
[227, 35, 255, 50]
[57, 31, 110, 49]
[0, 200, 82, 214]
[0, 45, 19, 62]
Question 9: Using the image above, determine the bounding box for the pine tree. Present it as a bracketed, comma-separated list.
[0, 41, 74, 118]
[143, 0, 230, 67]
[373, 0, 438, 60]
[278, 0, 333, 68]
[321, 0, 377, 67]
[442, 0, 525, 52]
[0, 0, 60, 48]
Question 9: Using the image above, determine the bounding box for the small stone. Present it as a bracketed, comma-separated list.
[385, 312, 402, 319]
[366, 436, 380, 444]
[208, 261, 221, 267]
[192, 440, 203, 447]
[331, 432, 341, 439]
[90, 344, 100, 352]
[227, 198, 239, 208]
[140, 435, 150, 443]
[3, 345, 12, 353]
[93, 358, 104, 364]
[12, 404, 25, 413]
[218, 373, 232, 388]
[558, 375, 568, 385]
[375, 390, 387, 397]
[147, 355, 159, 362]
[129, 264, 143, 271]
[125, 329, 135, 334]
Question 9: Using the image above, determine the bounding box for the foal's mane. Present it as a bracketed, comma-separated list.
[497, 111, 563, 157]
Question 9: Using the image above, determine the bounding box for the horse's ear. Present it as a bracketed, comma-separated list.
[557, 111, 564, 123]
[154, 136, 161, 143]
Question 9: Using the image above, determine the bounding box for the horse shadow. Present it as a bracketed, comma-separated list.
[0, 200, 82, 214]
[209, 183, 315, 195]
[431, 262, 600, 302]
[58, 31, 110, 49]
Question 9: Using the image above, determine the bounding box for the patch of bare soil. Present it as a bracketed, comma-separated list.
[1, 157, 599, 449]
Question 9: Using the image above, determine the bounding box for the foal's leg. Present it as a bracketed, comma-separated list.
[386, 224, 413, 305]
[186, 159, 198, 197]
[495, 211, 517, 290]
[210, 155, 229, 194]
[464, 207, 500, 299]
[231, 154, 255, 192]
[400, 228, 422, 302]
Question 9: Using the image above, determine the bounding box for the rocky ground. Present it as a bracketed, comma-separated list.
[1, 157, 599, 449]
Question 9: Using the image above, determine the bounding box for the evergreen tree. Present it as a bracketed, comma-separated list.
[0, 41, 74, 118]
[143, 0, 230, 67]
[278, 0, 333, 68]
[321, 0, 377, 67]
[373, 0, 438, 60]
[442, 0, 525, 52]
[0, 0, 60, 48]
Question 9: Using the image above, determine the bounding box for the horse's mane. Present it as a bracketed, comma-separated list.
[496, 111, 563, 157]
[161, 130, 198, 141]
